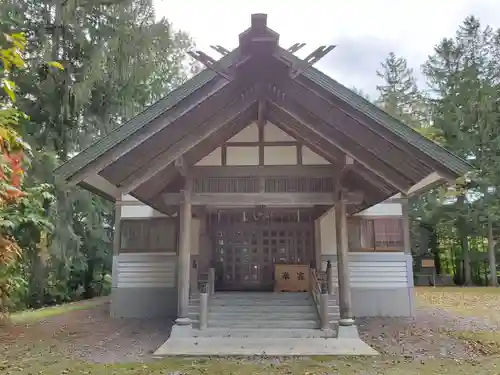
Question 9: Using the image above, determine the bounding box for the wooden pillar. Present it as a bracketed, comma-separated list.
[401, 195, 411, 255]
[336, 190, 354, 326]
[176, 178, 192, 325]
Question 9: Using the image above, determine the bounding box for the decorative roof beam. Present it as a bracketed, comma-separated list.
[210, 45, 230, 56]
[188, 50, 233, 80]
[287, 42, 306, 54]
[290, 45, 336, 78]
[161, 191, 364, 207]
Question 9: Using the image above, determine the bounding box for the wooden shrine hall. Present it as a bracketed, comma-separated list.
[56, 14, 470, 355]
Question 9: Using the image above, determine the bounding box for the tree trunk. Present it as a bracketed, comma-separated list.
[457, 195, 472, 285]
[488, 217, 497, 286]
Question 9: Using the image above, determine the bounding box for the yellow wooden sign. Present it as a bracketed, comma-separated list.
[422, 259, 435, 268]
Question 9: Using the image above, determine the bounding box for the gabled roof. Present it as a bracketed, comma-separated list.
[55, 13, 471, 214]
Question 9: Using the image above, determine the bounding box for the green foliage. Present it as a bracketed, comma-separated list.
[375, 16, 500, 285]
[0, 0, 194, 310]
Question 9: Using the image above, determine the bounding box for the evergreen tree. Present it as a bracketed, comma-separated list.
[423, 16, 500, 285]
[0, 0, 195, 307]
[376, 52, 425, 128]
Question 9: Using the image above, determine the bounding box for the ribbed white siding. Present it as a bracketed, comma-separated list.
[325, 253, 411, 288]
[115, 253, 176, 288]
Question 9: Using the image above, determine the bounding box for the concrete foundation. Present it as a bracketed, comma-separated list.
[110, 287, 177, 318]
[351, 287, 414, 317]
[154, 336, 378, 356]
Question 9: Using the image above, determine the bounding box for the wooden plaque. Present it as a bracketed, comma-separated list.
[421, 259, 435, 268]
[274, 264, 310, 292]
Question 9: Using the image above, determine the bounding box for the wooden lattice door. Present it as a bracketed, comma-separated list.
[210, 210, 314, 291]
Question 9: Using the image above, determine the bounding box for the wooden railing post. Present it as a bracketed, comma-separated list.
[208, 267, 215, 296]
[199, 283, 208, 330]
[326, 260, 334, 295]
[309, 260, 316, 292]
[320, 282, 330, 330]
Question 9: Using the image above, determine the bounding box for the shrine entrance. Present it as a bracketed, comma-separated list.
[207, 208, 315, 291]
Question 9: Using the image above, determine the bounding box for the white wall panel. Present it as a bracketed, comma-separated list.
[226, 146, 259, 165]
[115, 253, 176, 288]
[302, 146, 330, 165]
[264, 123, 296, 141]
[263, 146, 297, 165]
[196, 147, 222, 166]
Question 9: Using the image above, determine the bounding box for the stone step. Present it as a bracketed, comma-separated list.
[191, 328, 336, 338]
[200, 300, 314, 307]
[207, 312, 318, 320]
[207, 319, 319, 329]
[189, 305, 317, 314]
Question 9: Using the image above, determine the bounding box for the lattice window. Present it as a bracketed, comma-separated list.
[193, 177, 258, 193]
[264, 177, 334, 193]
[120, 219, 176, 252]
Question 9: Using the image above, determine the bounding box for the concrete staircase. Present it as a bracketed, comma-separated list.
[188, 292, 337, 337]
[327, 293, 341, 325]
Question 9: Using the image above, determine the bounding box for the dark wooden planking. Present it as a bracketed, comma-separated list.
[119, 92, 258, 193]
[267, 105, 399, 196]
[191, 165, 337, 178]
[294, 74, 459, 180]
[277, 78, 433, 182]
[266, 93, 414, 193]
[101, 82, 245, 184]
[71, 77, 231, 185]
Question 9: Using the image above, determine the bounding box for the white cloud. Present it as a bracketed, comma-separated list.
[154, 0, 500, 94]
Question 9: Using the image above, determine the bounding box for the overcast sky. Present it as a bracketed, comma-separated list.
[154, 0, 500, 96]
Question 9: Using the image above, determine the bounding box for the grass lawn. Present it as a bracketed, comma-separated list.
[9, 297, 108, 324]
[2, 288, 500, 374]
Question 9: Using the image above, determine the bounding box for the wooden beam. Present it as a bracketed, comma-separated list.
[68, 78, 232, 186]
[191, 165, 337, 178]
[266, 93, 412, 193]
[119, 95, 257, 194]
[210, 45, 230, 56]
[188, 50, 233, 80]
[257, 99, 266, 166]
[290, 45, 336, 78]
[162, 191, 363, 207]
[174, 156, 188, 177]
[287, 42, 306, 54]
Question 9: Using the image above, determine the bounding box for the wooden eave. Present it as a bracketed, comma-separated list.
[54, 14, 471, 216]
